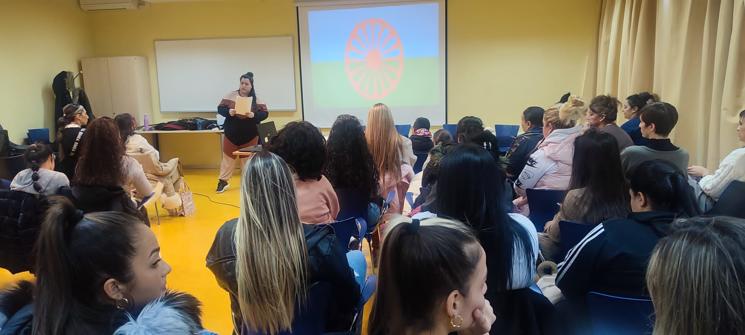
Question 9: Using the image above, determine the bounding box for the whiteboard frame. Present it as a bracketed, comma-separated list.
[153, 35, 298, 113]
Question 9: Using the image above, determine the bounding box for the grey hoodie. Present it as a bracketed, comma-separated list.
[10, 168, 69, 195]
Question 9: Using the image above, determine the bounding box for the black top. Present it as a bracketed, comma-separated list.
[556, 211, 676, 299]
[217, 94, 269, 146]
[504, 127, 543, 177]
[56, 127, 84, 181]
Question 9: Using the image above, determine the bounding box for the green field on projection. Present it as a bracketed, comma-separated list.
[311, 57, 441, 108]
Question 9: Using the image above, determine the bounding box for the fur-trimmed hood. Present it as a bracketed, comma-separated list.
[114, 291, 208, 335]
[0, 281, 210, 335]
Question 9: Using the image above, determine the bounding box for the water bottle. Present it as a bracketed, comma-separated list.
[143, 113, 150, 131]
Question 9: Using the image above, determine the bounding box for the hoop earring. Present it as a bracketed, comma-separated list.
[449, 315, 464, 329]
[115, 297, 130, 310]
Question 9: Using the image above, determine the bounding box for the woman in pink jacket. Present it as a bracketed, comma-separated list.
[514, 97, 587, 209]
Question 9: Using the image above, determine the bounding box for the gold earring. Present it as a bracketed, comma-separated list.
[115, 297, 130, 310]
[449, 315, 464, 329]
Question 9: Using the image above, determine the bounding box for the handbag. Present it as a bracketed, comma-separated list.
[168, 179, 196, 217]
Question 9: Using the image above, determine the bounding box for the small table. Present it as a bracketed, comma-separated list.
[136, 129, 223, 151]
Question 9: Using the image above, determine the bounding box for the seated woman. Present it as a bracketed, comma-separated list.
[10, 143, 69, 195]
[434, 145, 539, 292]
[205, 151, 360, 334]
[267, 121, 339, 224]
[1, 143, 70, 273]
[72, 117, 152, 220]
[688, 109, 745, 202]
[369, 216, 496, 335]
[620, 92, 658, 145]
[55, 103, 90, 180]
[365, 103, 415, 217]
[586, 95, 634, 151]
[540, 129, 630, 261]
[514, 97, 586, 211]
[515, 98, 586, 195]
[115, 113, 183, 211]
[323, 114, 379, 220]
[556, 160, 701, 301]
[647, 216, 745, 335]
[455, 116, 500, 159]
[0, 197, 207, 334]
[410, 117, 434, 154]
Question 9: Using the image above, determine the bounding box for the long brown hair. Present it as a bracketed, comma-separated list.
[235, 151, 308, 334]
[647, 216, 745, 335]
[365, 103, 402, 188]
[369, 216, 481, 335]
[73, 117, 125, 187]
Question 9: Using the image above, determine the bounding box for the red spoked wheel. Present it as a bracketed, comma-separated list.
[344, 18, 404, 100]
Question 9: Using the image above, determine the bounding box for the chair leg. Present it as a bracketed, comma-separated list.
[154, 201, 161, 225]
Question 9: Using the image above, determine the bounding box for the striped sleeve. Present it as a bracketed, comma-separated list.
[555, 223, 606, 299]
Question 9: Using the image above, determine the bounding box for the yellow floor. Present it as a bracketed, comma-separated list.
[0, 169, 373, 335]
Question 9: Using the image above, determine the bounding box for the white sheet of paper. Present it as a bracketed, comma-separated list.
[235, 96, 253, 116]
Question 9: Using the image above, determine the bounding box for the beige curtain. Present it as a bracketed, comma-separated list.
[586, 0, 745, 168]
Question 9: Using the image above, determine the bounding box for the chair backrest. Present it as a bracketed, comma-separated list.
[0, 154, 27, 180]
[526, 189, 566, 232]
[330, 217, 361, 252]
[707, 180, 745, 219]
[335, 187, 369, 221]
[395, 124, 411, 137]
[494, 124, 520, 138]
[27, 128, 50, 144]
[557, 221, 595, 261]
[586, 291, 655, 335]
[244, 282, 333, 335]
[413, 152, 428, 174]
[442, 124, 458, 138]
[258, 121, 278, 145]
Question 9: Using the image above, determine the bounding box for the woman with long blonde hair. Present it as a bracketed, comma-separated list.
[206, 150, 360, 334]
[365, 103, 415, 213]
[646, 216, 745, 335]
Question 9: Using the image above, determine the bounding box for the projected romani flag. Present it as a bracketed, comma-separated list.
[308, 3, 440, 108]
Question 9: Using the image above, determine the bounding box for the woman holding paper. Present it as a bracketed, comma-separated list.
[216, 72, 269, 193]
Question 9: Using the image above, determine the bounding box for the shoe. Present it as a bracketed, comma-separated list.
[216, 179, 229, 193]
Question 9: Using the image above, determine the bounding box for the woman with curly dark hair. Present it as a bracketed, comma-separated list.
[72, 117, 152, 217]
[324, 115, 379, 219]
[267, 121, 339, 224]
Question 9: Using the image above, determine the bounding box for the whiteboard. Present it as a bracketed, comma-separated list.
[155, 36, 296, 112]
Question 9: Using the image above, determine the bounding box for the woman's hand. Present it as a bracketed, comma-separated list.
[229, 109, 236, 117]
[688, 165, 710, 177]
[458, 299, 496, 335]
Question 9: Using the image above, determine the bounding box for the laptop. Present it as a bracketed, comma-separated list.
[239, 121, 278, 153]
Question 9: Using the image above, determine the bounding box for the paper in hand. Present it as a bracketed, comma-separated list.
[235, 96, 253, 116]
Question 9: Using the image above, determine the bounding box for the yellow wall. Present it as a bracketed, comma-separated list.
[0, 0, 92, 143]
[85, 0, 600, 167]
[448, 0, 600, 125]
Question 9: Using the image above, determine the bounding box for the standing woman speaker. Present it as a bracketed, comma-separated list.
[215, 72, 269, 192]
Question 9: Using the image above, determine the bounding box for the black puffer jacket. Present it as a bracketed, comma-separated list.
[0, 190, 49, 274]
[206, 219, 360, 334]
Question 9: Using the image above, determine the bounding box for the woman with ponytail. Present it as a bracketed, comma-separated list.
[556, 159, 700, 303]
[56, 103, 90, 180]
[0, 197, 210, 334]
[10, 142, 69, 195]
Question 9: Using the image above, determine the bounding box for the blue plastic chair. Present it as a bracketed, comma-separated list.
[413, 152, 428, 174]
[330, 217, 361, 252]
[27, 128, 50, 144]
[442, 124, 458, 137]
[346, 250, 366, 289]
[494, 124, 519, 154]
[395, 124, 411, 137]
[586, 291, 655, 335]
[244, 282, 332, 335]
[526, 189, 566, 232]
[557, 221, 594, 261]
[0, 179, 10, 190]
